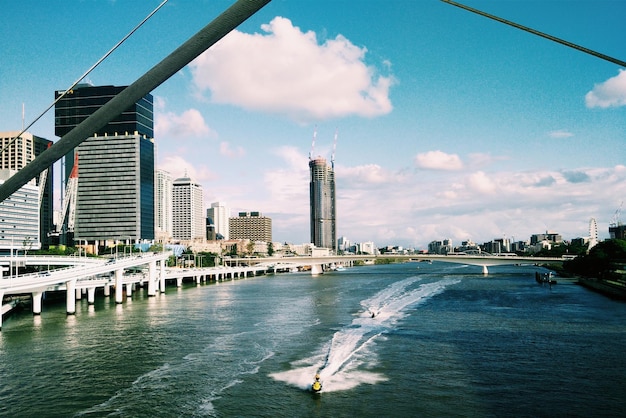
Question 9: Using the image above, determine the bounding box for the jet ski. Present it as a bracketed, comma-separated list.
[311, 374, 322, 393]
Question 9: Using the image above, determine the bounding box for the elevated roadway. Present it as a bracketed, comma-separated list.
[0, 253, 272, 330]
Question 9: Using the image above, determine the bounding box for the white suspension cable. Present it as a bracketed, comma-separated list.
[1, 0, 169, 156]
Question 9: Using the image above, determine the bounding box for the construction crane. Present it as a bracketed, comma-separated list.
[331, 128, 338, 169]
[309, 126, 318, 161]
[60, 154, 79, 232]
[38, 168, 48, 207]
[610, 201, 623, 227]
[37, 143, 52, 208]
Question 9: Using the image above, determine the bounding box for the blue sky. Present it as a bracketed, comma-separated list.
[1, 0, 625, 249]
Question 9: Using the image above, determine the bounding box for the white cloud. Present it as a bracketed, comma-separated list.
[466, 171, 497, 194]
[259, 146, 310, 237]
[467, 152, 508, 168]
[548, 129, 574, 139]
[219, 141, 245, 158]
[155, 108, 212, 139]
[338, 163, 399, 186]
[414, 150, 464, 171]
[585, 69, 626, 108]
[189, 16, 394, 122]
[158, 155, 216, 183]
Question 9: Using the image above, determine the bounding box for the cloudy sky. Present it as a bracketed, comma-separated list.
[1, 0, 625, 249]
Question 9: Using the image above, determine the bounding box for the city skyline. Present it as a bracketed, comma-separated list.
[1, 1, 624, 249]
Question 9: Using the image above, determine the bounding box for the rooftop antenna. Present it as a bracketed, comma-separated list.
[331, 128, 338, 169]
[309, 126, 317, 161]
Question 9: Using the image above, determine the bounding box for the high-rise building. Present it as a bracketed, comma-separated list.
[207, 201, 230, 240]
[155, 169, 173, 242]
[0, 170, 40, 253]
[229, 211, 272, 242]
[172, 175, 204, 241]
[309, 157, 336, 251]
[0, 131, 53, 247]
[609, 224, 626, 240]
[337, 236, 350, 252]
[54, 84, 154, 244]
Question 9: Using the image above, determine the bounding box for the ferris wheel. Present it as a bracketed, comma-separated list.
[588, 218, 598, 252]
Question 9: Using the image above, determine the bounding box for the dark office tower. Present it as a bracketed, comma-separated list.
[54, 83, 154, 179]
[54, 84, 155, 244]
[309, 157, 336, 251]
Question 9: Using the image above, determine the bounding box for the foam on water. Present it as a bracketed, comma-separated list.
[271, 276, 459, 392]
[76, 331, 275, 417]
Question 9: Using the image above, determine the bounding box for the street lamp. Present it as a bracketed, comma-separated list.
[118, 236, 132, 258]
[196, 254, 204, 268]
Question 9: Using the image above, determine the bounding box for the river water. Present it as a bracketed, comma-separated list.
[1, 262, 626, 417]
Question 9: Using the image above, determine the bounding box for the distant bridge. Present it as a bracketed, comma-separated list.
[233, 253, 565, 275]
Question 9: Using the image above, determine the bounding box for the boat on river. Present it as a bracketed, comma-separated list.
[311, 374, 322, 393]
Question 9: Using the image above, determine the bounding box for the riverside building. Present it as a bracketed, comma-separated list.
[229, 211, 272, 242]
[172, 175, 204, 241]
[207, 201, 230, 240]
[54, 84, 155, 245]
[0, 131, 53, 247]
[309, 156, 336, 252]
[155, 169, 173, 243]
[0, 170, 40, 253]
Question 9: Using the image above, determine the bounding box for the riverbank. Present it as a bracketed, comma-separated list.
[577, 277, 626, 301]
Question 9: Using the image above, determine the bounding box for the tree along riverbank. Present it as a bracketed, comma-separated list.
[563, 239, 626, 300]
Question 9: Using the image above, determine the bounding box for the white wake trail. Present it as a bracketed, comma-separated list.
[271, 276, 459, 392]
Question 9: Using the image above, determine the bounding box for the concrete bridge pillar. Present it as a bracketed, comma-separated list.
[87, 287, 96, 305]
[195, 275, 201, 285]
[115, 268, 124, 304]
[32, 291, 44, 315]
[176, 277, 183, 287]
[103, 284, 110, 297]
[311, 264, 323, 276]
[75, 288, 82, 300]
[147, 261, 157, 296]
[127, 283, 133, 297]
[66, 279, 77, 315]
[159, 260, 166, 293]
[482, 265, 489, 275]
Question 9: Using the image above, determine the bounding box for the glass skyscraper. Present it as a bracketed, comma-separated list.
[54, 84, 154, 244]
[309, 157, 336, 251]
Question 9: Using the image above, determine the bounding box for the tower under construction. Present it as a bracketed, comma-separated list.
[309, 130, 337, 252]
